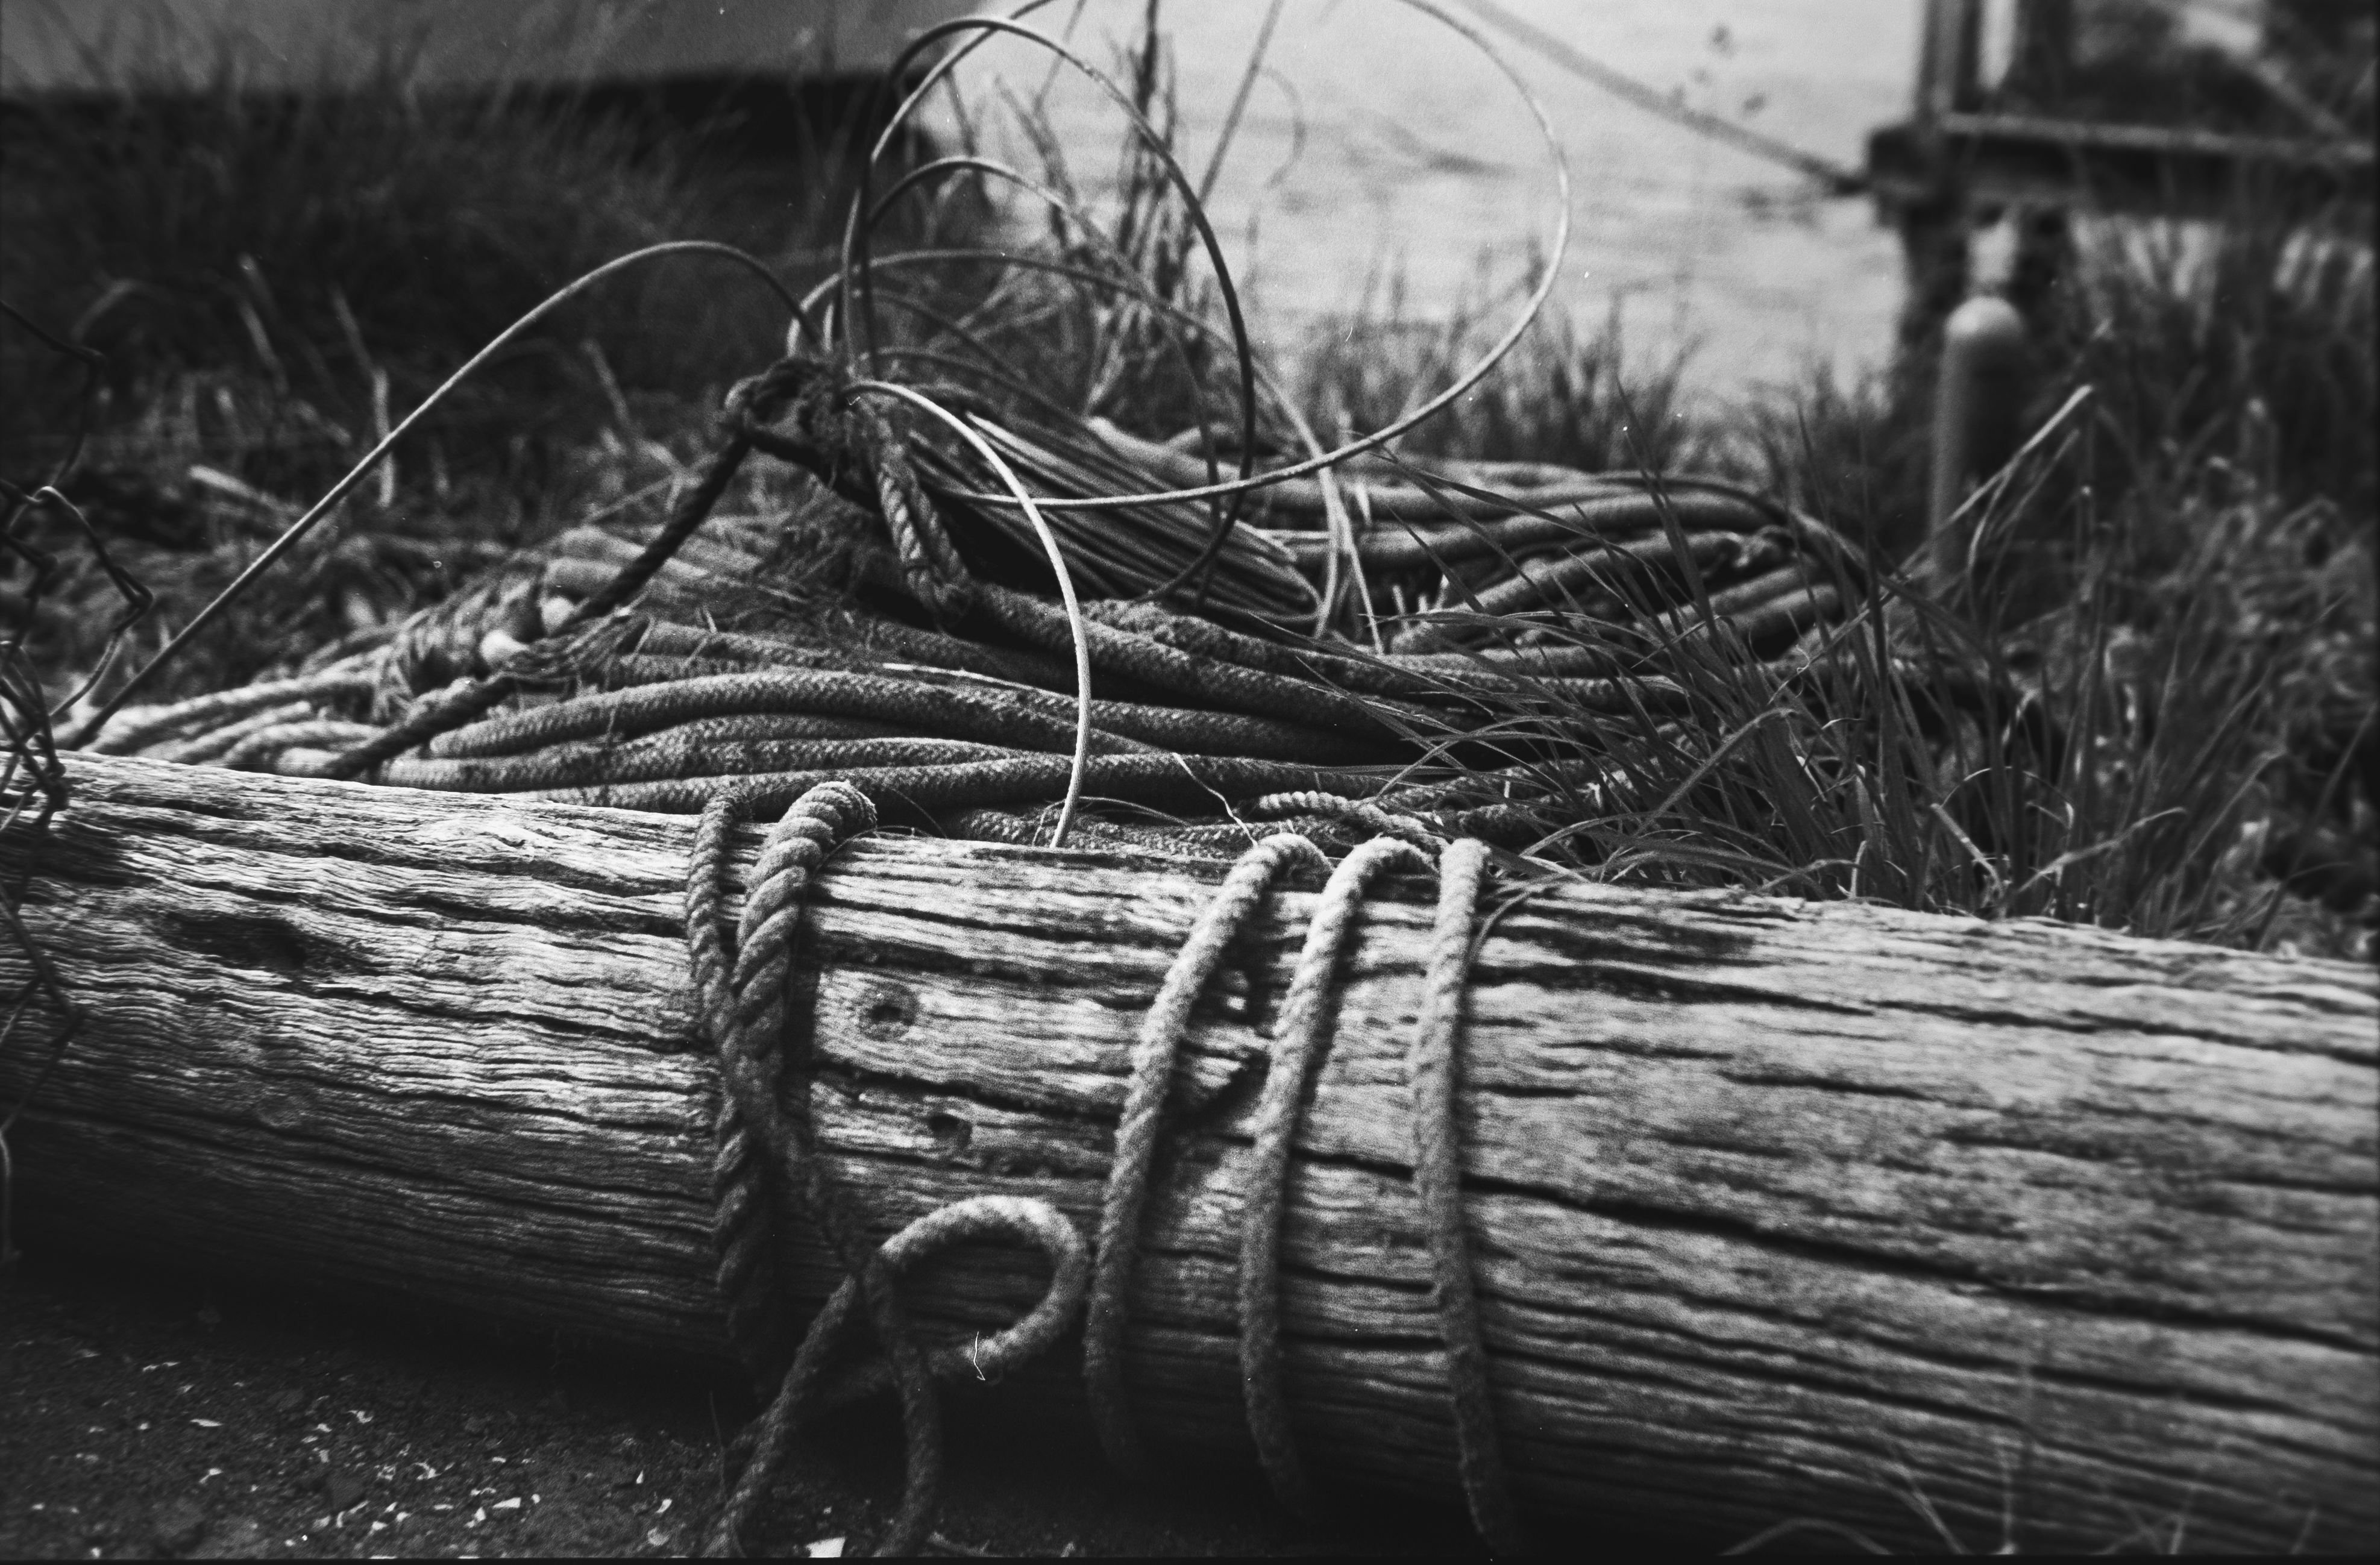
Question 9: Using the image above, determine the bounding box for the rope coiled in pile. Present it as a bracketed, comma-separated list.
[84, 343, 1878, 858]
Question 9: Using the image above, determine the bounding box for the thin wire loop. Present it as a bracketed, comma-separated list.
[850, 11, 1263, 592]
[841, 1, 1574, 514]
[846, 380, 1095, 848]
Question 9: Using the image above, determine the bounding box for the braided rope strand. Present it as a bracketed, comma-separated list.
[1237, 833, 1434, 1518]
[710, 785, 952, 1558]
[1411, 836, 1525, 1552]
[688, 785, 941, 1554]
[1245, 789, 1443, 850]
[692, 783, 1102, 1559]
[1084, 832, 1329, 1478]
[689, 799, 795, 1384]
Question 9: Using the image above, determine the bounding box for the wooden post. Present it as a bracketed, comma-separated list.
[1898, 1, 1987, 351]
[1920, 0, 1986, 119]
[1927, 293, 2031, 584]
[2001, 0, 2077, 325]
[4, 755, 2375, 1554]
[2009, 0, 2076, 109]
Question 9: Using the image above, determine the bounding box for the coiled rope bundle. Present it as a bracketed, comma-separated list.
[85, 351, 1873, 859]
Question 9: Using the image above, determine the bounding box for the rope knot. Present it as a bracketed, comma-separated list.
[723, 354, 850, 481]
[726, 355, 975, 623]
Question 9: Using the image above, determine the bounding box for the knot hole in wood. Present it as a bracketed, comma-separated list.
[859, 979, 920, 1038]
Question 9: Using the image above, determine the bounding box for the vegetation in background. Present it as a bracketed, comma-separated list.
[12, 94, 671, 486]
[1, 66, 942, 696]
[2, 20, 2369, 960]
[1291, 281, 1708, 478]
[1207, 145, 2370, 954]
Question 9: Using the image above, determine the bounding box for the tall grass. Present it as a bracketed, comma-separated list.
[1245, 184, 2372, 956]
[2047, 203, 2376, 519]
[0, 55, 960, 482]
[1291, 283, 1708, 476]
[11, 92, 647, 485]
[1917, 193, 2374, 949]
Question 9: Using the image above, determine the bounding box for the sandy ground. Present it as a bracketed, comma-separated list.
[1, 1245, 1494, 1559]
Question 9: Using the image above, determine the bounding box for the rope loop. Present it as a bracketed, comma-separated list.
[764, 1194, 1091, 1418]
[691, 780, 945, 1558]
[1414, 836, 1525, 1552]
[690, 780, 1093, 1558]
[1238, 833, 1434, 1517]
[1245, 788, 1443, 850]
[1085, 827, 1525, 1549]
[707, 1195, 1090, 1559]
[1085, 831, 1330, 1478]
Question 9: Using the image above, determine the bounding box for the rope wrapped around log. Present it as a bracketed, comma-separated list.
[682, 764, 1519, 1555]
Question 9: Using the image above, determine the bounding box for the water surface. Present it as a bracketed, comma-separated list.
[946, 1, 1922, 407]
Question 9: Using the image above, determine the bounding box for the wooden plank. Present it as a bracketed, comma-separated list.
[1867, 112, 2374, 216]
[3, 754, 2374, 1552]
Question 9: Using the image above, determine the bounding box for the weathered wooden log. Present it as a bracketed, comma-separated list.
[4, 754, 2373, 1552]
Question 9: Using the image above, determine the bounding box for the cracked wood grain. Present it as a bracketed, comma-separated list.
[3, 754, 2372, 1551]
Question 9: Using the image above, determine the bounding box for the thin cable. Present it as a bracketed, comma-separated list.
[851, 154, 1234, 551]
[861, 0, 1574, 514]
[855, 12, 1263, 591]
[847, 380, 1094, 848]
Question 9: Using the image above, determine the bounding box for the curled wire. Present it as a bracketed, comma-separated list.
[855, 7, 1265, 594]
[853, 152, 1239, 557]
[849, 380, 1094, 848]
[846, 0, 1575, 515]
[794, 245, 1360, 629]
